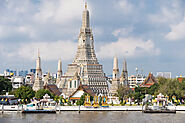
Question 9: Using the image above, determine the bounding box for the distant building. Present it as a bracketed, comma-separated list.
[25, 73, 35, 86]
[128, 74, 146, 89]
[18, 70, 28, 77]
[30, 69, 36, 74]
[176, 75, 185, 83]
[4, 69, 16, 76]
[12, 76, 24, 89]
[156, 72, 171, 78]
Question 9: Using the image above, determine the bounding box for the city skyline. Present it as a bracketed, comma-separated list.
[1, 0, 185, 77]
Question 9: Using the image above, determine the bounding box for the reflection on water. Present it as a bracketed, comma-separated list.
[0, 111, 185, 123]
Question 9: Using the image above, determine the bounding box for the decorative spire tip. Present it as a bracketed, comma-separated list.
[38, 48, 40, 57]
[85, 2, 87, 9]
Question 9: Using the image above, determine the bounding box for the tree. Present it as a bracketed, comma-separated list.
[0, 76, 12, 94]
[35, 89, 54, 99]
[14, 86, 35, 103]
[76, 93, 93, 106]
[157, 78, 185, 99]
[117, 85, 129, 102]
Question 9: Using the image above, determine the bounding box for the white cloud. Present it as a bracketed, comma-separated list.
[34, 0, 84, 24]
[118, 0, 134, 14]
[97, 37, 160, 58]
[0, 40, 77, 61]
[148, 1, 183, 24]
[17, 25, 36, 38]
[17, 40, 77, 61]
[165, 19, 185, 41]
[112, 27, 133, 37]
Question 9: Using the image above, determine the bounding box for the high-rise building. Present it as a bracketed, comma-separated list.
[30, 69, 36, 74]
[156, 72, 171, 78]
[32, 50, 44, 91]
[18, 70, 28, 77]
[59, 3, 108, 97]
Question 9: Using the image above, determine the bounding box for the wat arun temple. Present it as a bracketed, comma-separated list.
[57, 3, 109, 96]
[32, 3, 128, 98]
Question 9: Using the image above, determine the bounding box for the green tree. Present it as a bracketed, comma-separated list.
[35, 89, 54, 99]
[117, 85, 129, 102]
[157, 78, 184, 99]
[14, 86, 35, 103]
[76, 93, 93, 106]
[0, 76, 12, 94]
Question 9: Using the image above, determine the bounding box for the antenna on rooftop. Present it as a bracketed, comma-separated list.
[135, 67, 138, 76]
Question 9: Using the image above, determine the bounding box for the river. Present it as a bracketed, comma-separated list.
[0, 111, 184, 123]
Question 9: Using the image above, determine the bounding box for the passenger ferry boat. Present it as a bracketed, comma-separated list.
[22, 94, 56, 113]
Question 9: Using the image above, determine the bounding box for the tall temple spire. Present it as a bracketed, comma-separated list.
[123, 58, 127, 72]
[109, 56, 120, 96]
[61, 2, 108, 96]
[57, 58, 62, 72]
[120, 58, 128, 86]
[56, 58, 62, 85]
[85, 2, 87, 9]
[38, 48, 40, 57]
[33, 49, 43, 91]
[113, 56, 119, 80]
[74, 1, 97, 63]
[82, 2, 90, 28]
[113, 56, 118, 70]
[36, 49, 41, 71]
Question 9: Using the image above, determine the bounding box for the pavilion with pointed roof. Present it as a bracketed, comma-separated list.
[140, 72, 157, 88]
[69, 84, 95, 104]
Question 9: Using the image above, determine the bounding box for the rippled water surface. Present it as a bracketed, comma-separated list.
[0, 111, 184, 123]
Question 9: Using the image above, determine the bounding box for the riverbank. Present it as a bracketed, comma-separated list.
[0, 105, 185, 112]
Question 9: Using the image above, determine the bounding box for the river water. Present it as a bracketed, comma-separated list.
[0, 111, 184, 123]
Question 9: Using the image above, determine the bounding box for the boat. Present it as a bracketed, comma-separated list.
[143, 106, 176, 113]
[22, 94, 56, 113]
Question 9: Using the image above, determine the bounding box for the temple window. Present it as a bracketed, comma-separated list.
[70, 81, 72, 88]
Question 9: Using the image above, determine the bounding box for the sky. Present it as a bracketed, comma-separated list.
[0, 0, 185, 77]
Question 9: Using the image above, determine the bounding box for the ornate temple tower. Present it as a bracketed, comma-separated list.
[120, 58, 128, 86]
[43, 70, 52, 86]
[60, 3, 108, 96]
[33, 50, 44, 91]
[112, 56, 119, 80]
[56, 58, 62, 86]
[109, 56, 120, 96]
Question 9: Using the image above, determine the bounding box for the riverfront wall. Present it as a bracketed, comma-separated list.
[0, 105, 185, 112]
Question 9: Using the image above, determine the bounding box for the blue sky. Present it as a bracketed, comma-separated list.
[0, 0, 185, 77]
